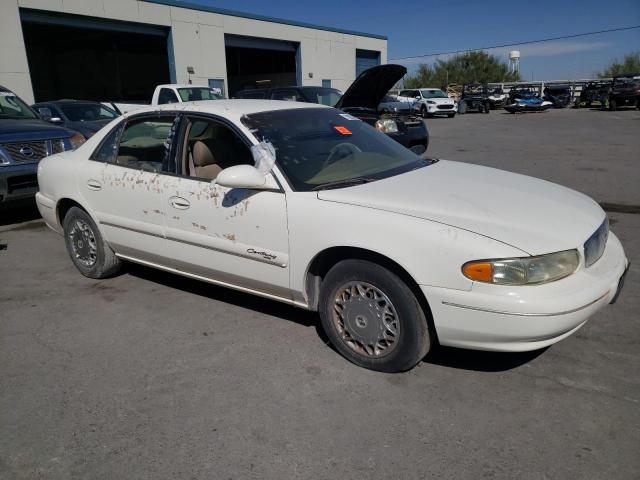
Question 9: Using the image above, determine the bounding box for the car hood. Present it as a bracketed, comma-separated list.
[0, 119, 74, 142]
[316, 160, 605, 256]
[335, 64, 407, 111]
[427, 97, 454, 104]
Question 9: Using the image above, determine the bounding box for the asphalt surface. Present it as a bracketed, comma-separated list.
[1, 107, 639, 479]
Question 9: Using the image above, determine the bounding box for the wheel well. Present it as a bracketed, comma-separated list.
[56, 198, 85, 226]
[305, 247, 437, 341]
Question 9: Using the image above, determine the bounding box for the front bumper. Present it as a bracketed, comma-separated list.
[422, 232, 628, 351]
[426, 104, 456, 115]
[0, 162, 39, 204]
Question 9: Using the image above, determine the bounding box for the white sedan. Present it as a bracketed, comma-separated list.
[35, 100, 628, 372]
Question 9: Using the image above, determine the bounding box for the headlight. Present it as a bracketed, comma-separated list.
[427, 100, 436, 104]
[66, 131, 86, 150]
[375, 119, 398, 133]
[462, 249, 580, 285]
[0, 151, 11, 167]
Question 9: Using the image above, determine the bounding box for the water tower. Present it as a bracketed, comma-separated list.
[509, 50, 520, 75]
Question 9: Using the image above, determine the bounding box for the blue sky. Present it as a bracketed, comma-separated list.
[183, 0, 640, 80]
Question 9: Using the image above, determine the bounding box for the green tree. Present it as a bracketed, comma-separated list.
[598, 52, 640, 78]
[404, 51, 521, 88]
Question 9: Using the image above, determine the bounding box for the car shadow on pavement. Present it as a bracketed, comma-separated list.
[125, 262, 319, 330]
[422, 345, 546, 372]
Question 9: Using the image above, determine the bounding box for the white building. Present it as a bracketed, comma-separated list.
[0, 0, 387, 104]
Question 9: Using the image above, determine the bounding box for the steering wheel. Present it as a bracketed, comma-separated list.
[323, 143, 362, 169]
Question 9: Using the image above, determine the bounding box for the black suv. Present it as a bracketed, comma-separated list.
[0, 86, 79, 206]
[235, 65, 429, 154]
[457, 83, 491, 114]
[608, 73, 640, 111]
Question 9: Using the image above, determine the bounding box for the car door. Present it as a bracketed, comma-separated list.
[162, 114, 291, 300]
[79, 114, 179, 263]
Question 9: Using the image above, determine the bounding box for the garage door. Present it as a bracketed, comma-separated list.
[20, 9, 172, 102]
[356, 49, 381, 77]
[225, 34, 299, 97]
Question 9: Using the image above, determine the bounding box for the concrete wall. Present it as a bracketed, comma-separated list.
[0, 0, 387, 103]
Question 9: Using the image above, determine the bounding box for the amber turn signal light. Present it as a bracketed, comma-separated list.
[462, 262, 493, 282]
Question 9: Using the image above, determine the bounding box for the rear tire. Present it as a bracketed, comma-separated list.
[319, 259, 431, 372]
[610, 99, 617, 111]
[63, 206, 122, 279]
[483, 102, 491, 113]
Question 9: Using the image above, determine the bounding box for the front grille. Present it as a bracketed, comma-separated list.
[584, 218, 609, 267]
[437, 104, 454, 110]
[7, 174, 38, 193]
[1, 139, 65, 162]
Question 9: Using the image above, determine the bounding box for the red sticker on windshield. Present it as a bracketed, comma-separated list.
[334, 125, 352, 135]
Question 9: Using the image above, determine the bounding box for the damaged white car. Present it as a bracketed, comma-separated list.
[36, 100, 628, 372]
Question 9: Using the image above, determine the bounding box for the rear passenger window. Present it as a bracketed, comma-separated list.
[116, 116, 177, 172]
[90, 124, 123, 163]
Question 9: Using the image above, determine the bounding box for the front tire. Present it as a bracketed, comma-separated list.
[63, 206, 122, 279]
[610, 99, 617, 111]
[447, 113, 456, 118]
[319, 259, 431, 372]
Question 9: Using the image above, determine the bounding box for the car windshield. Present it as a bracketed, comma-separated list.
[0, 92, 37, 120]
[420, 89, 447, 98]
[300, 88, 343, 106]
[60, 103, 118, 122]
[242, 108, 431, 191]
[177, 87, 221, 102]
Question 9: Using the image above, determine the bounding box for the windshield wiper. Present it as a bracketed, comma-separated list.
[311, 177, 376, 191]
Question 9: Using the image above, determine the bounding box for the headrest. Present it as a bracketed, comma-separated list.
[191, 140, 216, 167]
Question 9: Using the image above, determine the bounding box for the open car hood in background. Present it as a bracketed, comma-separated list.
[334, 64, 407, 110]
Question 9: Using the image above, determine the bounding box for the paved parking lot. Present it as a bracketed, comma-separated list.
[1, 107, 639, 479]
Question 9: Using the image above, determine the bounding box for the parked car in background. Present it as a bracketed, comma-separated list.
[543, 84, 573, 108]
[35, 100, 628, 372]
[236, 65, 430, 154]
[397, 88, 456, 118]
[235, 86, 343, 105]
[457, 83, 491, 114]
[0, 86, 82, 206]
[32, 100, 120, 139]
[378, 94, 419, 115]
[575, 80, 611, 108]
[608, 73, 640, 111]
[105, 84, 223, 114]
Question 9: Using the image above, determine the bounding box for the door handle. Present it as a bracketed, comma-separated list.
[169, 196, 190, 210]
[86, 179, 102, 191]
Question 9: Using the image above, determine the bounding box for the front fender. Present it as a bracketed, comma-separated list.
[286, 193, 526, 303]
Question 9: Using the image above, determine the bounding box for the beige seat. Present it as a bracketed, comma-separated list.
[191, 139, 222, 180]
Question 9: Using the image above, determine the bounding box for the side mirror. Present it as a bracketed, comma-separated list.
[414, 95, 421, 100]
[215, 165, 279, 190]
[49, 117, 63, 123]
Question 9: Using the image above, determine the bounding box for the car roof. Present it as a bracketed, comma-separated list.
[126, 99, 329, 120]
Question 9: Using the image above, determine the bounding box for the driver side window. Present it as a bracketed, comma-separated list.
[180, 118, 253, 181]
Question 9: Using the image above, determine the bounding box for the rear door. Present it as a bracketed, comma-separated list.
[79, 114, 179, 263]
